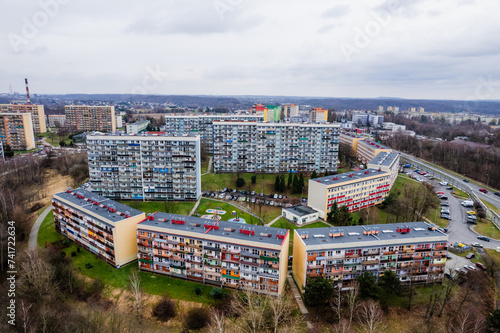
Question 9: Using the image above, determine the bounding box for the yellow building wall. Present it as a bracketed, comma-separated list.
[292, 230, 307, 291]
[37, 105, 46, 133]
[114, 213, 146, 267]
[22, 114, 36, 150]
[110, 106, 116, 132]
[278, 230, 290, 296]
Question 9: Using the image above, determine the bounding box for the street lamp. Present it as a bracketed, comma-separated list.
[487, 173, 490, 187]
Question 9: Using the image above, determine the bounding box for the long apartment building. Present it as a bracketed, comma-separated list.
[87, 132, 201, 201]
[65, 105, 116, 132]
[137, 212, 289, 296]
[0, 104, 46, 134]
[340, 132, 363, 153]
[164, 115, 263, 151]
[293, 222, 448, 291]
[308, 152, 399, 218]
[52, 189, 145, 267]
[357, 139, 392, 164]
[0, 113, 35, 150]
[213, 121, 340, 173]
[46, 114, 66, 127]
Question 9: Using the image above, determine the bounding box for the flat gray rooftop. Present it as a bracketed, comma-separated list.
[283, 205, 318, 217]
[359, 139, 389, 150]
[311, 168, 388, 185]
[130, 120, 150, 126]
[295, 222, 447, 247]
[139, 212, 289, 246]
[53, 188, 143, 223]
[369, 152, 399, 167]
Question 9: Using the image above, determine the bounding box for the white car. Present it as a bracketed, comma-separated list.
[439, 181, 448, 186]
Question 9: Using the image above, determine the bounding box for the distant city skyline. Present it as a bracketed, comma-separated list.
[1, 0, 499, 100]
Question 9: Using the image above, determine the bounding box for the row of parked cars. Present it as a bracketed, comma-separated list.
[202, 190, 293, 207]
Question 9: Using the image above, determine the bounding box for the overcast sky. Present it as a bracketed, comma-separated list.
[1, 0, 499, 100]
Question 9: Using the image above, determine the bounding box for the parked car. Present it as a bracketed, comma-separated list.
[447, 254, 452, 259]
[471, 242, 483, 248]
[466, 218, 477, 224]
[440, 214, 450, 220]
[476, 262, 486, 270]
[302, 197, 307, 202]
[446, 186, 453, 190]
[219, 194, 225, 199]
[466, 265, 476, 270]
[278, 195, 282, 199]
[251, 191, 255, 196]
[467, 211, 476, 215]
[228, 195, 233, 200]
[494, 192, 500, 197]
[265, 200, 270, 205]
[436, 191, 445, 195]
[269, 194, 274, 198]
[278, 202, 283, 207]
[233, 196, 238, 201]
[223, 187, 228, 192]
[273, 194, 278, 199]
[241, 190, 246, 194]
[465, 253, 475, 259]
[441, 209, 450, 214]
[467, 215, 476, 220]
[233, 189, 237, 193]
[270, 201, 274, 206]
[211, 193, 216, 197]
[463, 179, 469, 183]
[251, 198, 256, 203]
[478, 236, 490, 242]
[440, 202, 449, 206]
[439, 181, 448, 186]
[479, 188, 488, 193]
[440, 196, 448, 200]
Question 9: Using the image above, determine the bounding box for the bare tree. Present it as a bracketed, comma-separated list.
[208, 309, 226, 333]
[231, 291, 268, 333]
[18, 251, 58, 302]
[357, 300, 385, 333]
[331, 287, 342, 323]
[269, 295, 293, 333]
[346, 286, 359, 324]
[18, 301, 32, 333]
[128, 270, 143, 320]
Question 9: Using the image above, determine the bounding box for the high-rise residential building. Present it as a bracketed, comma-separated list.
[0, 141, 4, 160]
[377, 106, 384, 111]
[264, 106, 281, 122]
[368, 114, 384, 127]
[352, 113, 369, 125]
[116, 115, 123, 128]
[164, 115, 264, 151]
[65, 105, 116, 132]
[386, 106, 394, 112]
[394, 107, 400, 112]
[46, 114, 66, 127]
[418, 107, 425, 113]
[87, 132, 201, 201]
[293, 222, 448, 291]
[251, 103, 267, 115]
[52, 188, 145, 268]
[308, 108, 328, 123]
[307, 152, 399, 218]
[137, 212, 290, 296]
[289, 104, 299, 117]
[126, 120, 150, 134]
[339, 132, 362, 154]
[408, 107, 417, 112]
[0, 113, 35, 151]
[356, 139, 392, 164]
[212, 121, 340, 173]
[0, 104, 46, 134]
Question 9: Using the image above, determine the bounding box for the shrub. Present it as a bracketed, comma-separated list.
[195, 287, 201, 296]
[236, 177, 245, 187]
[153, 296, 176, 322]
[251, 175, 257, 184]
[71, 251, 77, 257]
[185, 307, 211, 330]
[210, 287, 224, 300]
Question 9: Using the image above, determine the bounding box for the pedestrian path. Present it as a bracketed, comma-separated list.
[29, 205, 52, 251]
[188, 197, 202, 216]
[265, 215, 282, 227]
[287, 272, 313, 331]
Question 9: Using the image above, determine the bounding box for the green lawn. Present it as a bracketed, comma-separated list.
[450, 187, 469, 199]
[201, 173, 311, 198]
[119, 201, 195, 215]
[271, 218, 330, 253]
[475, 219, 500, 240]
[37, 208, 221, 304]
[480, 198, 500, 214]
[40, 132, 72, 147]
[194, 198, 261, 225]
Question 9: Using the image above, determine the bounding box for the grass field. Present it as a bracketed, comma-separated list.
[38, 132, 72, 147]
[37, 208, 219, 304]
[119, 201, 195, 215]
[201, 172, 311, 198]
[194, 198, 262, 224]
[480, 198, 500, 214]
[475, 219, 500, 240]
[271, 218, 330, 253]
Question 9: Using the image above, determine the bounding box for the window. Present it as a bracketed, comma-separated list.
[252, 249, 259, 255]
[327, 251, 333, 256]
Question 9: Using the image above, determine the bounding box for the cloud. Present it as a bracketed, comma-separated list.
[322, 5, 351, 19]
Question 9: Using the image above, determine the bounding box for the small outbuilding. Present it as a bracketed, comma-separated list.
[282, 205, 319, 225]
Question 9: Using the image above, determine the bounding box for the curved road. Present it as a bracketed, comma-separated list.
[28, 205, 52, 251]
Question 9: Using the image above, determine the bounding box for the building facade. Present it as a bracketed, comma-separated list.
[0, 104, 46, 134]
[352, 113, 369, 126]
[126, 120, 150, 134]
[46, 114, 66, 127]
[137, 213, 289, 296]
[87, 132, 201, 201]
[0, 113, 35, 151]
[293, 222, 448, 291]
[0, 141, 4, 160]
[164, 115, 264, 151]
[65, 105, 116, 132]
[368, 114, 384, 127]
[212, 121, 340, 173]
[339, 132, 362, 154]
[308, 108, 328, 123]
[52, 189, 145, 267]
[307, 152, 399, 218]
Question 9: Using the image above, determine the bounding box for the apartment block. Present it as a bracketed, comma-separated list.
[352, 113, 369, 125]
[127, 120, 150, 134]
[368, 114, 384, 127]
[65, 105, 116, 132]
[46, 114, 66, 127]
[87, 132, 201, 201]
[52, 189, 145, 267]
[164, 115, 264, 151]
[282, 104, 299, 117]
[0, 141, 4, 160]
[0, 104, 46, 134]
[212, 121, 340, 173]
[0, 113, 35, 151]
[339, 132, 362, 154]
[137, 213, 289, 296]
[308, 108, 328, 123]
[307, 152, 399, 218]
[293, 222, 448, 291]
[356, 139, 392, 164]
[264, 106, 281, 122]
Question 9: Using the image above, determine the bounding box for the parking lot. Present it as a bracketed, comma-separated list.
[202, 188, 304, 208]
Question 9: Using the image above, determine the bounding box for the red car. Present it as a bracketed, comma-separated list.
[476, 262, 486, 270]
[479, 189, 488, 193]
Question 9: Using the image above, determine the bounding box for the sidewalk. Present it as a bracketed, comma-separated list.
[29, 205, 52, 251]
[287, 272, 313, 331]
